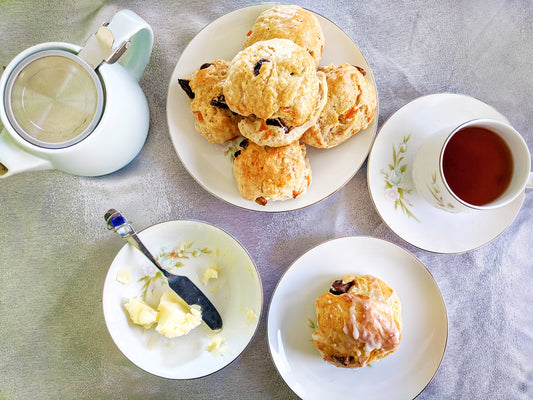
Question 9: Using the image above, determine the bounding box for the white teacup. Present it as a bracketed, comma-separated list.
[0, 9, 153, 178]
[412, 118, 533, 213]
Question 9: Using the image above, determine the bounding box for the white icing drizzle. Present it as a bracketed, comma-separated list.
[348, 294, 400, 352]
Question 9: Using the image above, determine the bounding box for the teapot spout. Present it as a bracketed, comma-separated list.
[0, 128, 53, 178]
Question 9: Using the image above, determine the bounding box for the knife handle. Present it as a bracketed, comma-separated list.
[104, 209, 168, 277]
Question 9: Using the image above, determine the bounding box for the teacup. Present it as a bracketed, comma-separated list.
[0, 9, 153, 178]
[412, 118, 533, 213]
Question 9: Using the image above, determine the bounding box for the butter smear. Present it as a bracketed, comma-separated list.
[116, 267, 131, 285]
[202, 266, 220, 285]
[206, 334, 228, 355]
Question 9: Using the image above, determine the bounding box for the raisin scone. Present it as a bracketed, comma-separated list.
[233, 139, 311, 205]
[244, 5, 324, 66]
[237, 70, 327, 147]
[301, 64, 376, 149]
[312, 274, 402, 368]
[223, 38, 320, 127]
[178, 60, 242, 144]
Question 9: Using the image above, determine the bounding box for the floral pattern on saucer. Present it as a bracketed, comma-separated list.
[381, 134, 419, 222]
[367, 93, 524, 253]
[223, 136, 243, 162]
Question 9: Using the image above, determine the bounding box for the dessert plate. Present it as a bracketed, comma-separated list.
[102, 220, 262, 379]
[367, 93, 525, 253]
[166, 4, 378, 212]
[267, 236, 447, 400]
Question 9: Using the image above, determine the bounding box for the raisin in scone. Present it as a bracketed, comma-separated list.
[312, 274, 402, 368]
[244, 5, 324, 66]
[233, 139, 311, 205]
[237, 70, 327, 147]
[223, 38, 319, 127]
[301, 64, 376, 149]
[178, 60, 242, 144]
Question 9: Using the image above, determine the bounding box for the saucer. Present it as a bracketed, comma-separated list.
[267, 236, 447, 399]
[367, 93, 525, 253]
[166, 4, 378, 212]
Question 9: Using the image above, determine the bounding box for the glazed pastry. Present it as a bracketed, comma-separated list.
[237, 70, 327, 147]
[178, 59, 242, 144]
[312, 274, 402, 368]
[233, 139, 311, 205]
[223, 38, 320, 127]
[301, 64, 376, 149]
[244, 5, 324, 66]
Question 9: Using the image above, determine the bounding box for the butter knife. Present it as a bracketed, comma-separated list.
[104, 209, 223, 330]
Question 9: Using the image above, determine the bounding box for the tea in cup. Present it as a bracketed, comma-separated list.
[412, 118, 532, 213]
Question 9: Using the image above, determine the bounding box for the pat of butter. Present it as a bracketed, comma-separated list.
[116, 267, 131, 285]
[206, 334, 227, 355]
[155, 290, 202, 338]
[201, 266, 219, 285]
[124, 297, 158, 328]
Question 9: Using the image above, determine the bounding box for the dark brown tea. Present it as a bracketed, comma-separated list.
[442, 126, 513, 206]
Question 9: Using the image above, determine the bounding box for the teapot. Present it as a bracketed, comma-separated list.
[0, 9, 153, 178]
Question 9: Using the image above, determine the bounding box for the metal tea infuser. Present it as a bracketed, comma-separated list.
[0, 9, 153, 177]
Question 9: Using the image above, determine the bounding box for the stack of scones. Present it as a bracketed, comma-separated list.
[179, 5, 376, 206]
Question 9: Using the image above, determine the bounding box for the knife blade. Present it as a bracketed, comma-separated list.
[104, 209, 223, 330]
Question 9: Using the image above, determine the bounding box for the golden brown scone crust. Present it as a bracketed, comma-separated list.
[233, 140, 311, 205]
[237, 70, 328, 147]
[223, 38, 319, 127]
[181, 60, 242, 144]
[244, 5, 324, 66]
[312, 274, 402, 368]
[301, 64, 376, 149]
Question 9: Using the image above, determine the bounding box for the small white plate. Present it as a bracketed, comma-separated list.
[267, 236, 447, 400]
[166, 4, 378, 212]
[102, 220, 262, 379]
[367, 93, 525, 253]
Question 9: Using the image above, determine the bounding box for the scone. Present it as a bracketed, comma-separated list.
[233, 139, 311, 205]
[237, 70, 328, 147]
[301, 64, 376, 149]
[178, 60, 242, 144]
[244, 5, 324, 66]
[223, 38, 320, 127]
[312, 274, 402, 368]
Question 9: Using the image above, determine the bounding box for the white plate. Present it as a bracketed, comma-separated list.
[102, 220, 262, 379]
[367, 93, 525, 253]
[166, 4, 378, 212]
[267, 236, 447, 400]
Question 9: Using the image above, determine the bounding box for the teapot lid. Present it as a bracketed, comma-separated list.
[4, 49, 104, 148]
[3, 24, 130, 149]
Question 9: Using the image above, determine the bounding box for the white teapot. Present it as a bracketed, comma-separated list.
[0, 9, 153, 177]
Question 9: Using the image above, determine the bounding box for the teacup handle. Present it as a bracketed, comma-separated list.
[527, 172, 533, 189]
[0, 128, 53, 178]
[106, 9, 153, 82]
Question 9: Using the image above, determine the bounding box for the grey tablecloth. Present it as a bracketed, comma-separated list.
[1, 1, 532, 399]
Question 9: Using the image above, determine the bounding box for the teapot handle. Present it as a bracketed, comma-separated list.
[106, 9, 153, 82]
[0, 128, 53, 178]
